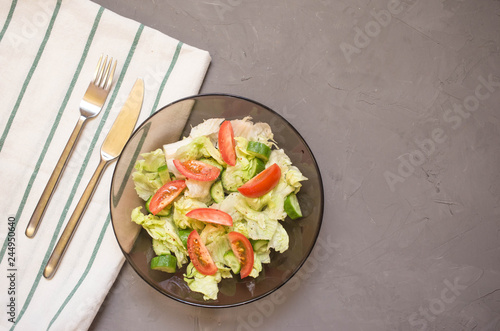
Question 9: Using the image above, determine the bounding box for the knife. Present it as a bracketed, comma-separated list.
[44, 78, 144, 279]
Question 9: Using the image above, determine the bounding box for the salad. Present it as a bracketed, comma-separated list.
[130, 117, 307, 300]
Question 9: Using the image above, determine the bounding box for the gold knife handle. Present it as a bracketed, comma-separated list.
[26, 115, 87, 238]
[44, 157, 108, 279]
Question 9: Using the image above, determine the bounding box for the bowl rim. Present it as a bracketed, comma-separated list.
[109, 92, 325, 308]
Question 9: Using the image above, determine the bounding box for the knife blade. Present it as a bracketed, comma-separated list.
[44, 78, 144, 279]
[100, 78, 144, 160]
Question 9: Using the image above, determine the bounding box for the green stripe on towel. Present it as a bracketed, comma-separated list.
[149, 41, 183, 115]
[0, 0, 17, 44]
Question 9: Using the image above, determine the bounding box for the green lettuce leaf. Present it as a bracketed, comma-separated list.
[175, 136, 224, 165]
[231, 219, 249, 238]
[200, 223, 227, 246]
[285, 165, 308, 193]
[247, 180, 294, 221]
[199, 224, 231, 265]
[206, 236, 231, 266]
[184, 263, 222, 301]
[234, 201, 279, 240]
[248, 252, 263, 278]
[189, 118, 224, 140]
[257, 251, 271, 264]
[267, 149, 291, 171]
[246, 217, 279, 241]
[184, 178, 214, 204]
[216, 193, 244, 223]
[220, 138, 253, 192]
[252, 240, 271, 263]
[230, 117, 274, 146]
[131, 207, 188, 267]
[173, 196, 207, 231]
[132, 149, 168, 200]
[268, 222, 289, 253]
[136, 149, 167, 172]
[216, 264, 233, 279]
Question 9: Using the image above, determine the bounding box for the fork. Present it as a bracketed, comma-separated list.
[25, 55, 117, 238]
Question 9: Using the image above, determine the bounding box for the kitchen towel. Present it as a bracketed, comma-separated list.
[0, 0, 211, 330]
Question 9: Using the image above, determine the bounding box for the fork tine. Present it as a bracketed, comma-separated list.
[104, 59, 117, 90]
[98, 57, 112, 88]
[92, 54, 103, 82]
[95, 55, 108, 86]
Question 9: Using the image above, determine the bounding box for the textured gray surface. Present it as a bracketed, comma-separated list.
[90, 0, 500, 330]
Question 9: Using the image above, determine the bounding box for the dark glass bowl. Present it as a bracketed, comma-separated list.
[110, 94, 324, 308]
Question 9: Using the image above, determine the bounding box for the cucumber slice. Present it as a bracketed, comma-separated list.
[251, 240, 269, 254]
[145, 196, 152, 213]
[220, 169, 239, 192]
[248, 157, 266, 178]
[150, 255, 177, 273]
[246, 141, 271, 161]
[146, 196, 171, 216]
[158, 164, 170, 184]
[210, 180, 225, 203]
[178, 228, 192, 247]
[284, 193, 303, 220]
[224, 250, 241, 274]
[199, 158, 223, 171]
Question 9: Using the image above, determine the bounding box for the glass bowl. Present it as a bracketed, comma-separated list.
[110, 94, 324, 308]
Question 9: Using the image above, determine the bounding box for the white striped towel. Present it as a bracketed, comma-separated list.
[0, 0, 211, 330]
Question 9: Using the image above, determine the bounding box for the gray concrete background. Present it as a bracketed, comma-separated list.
[90, 0, 500, 330]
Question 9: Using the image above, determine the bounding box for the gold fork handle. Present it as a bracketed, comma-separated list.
[26, 115, 88, 238]
[44, 157, 108, 279]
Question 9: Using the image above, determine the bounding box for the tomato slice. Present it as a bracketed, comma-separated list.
[187, 230, 218, 276]
[186, 208, 233, 226]
[237, 163, 281, 198]
[149, 180, 186, 215]
[228, 231, 254, 278]
[173, 159, 221, 181]
[218, 120, 236, 166]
